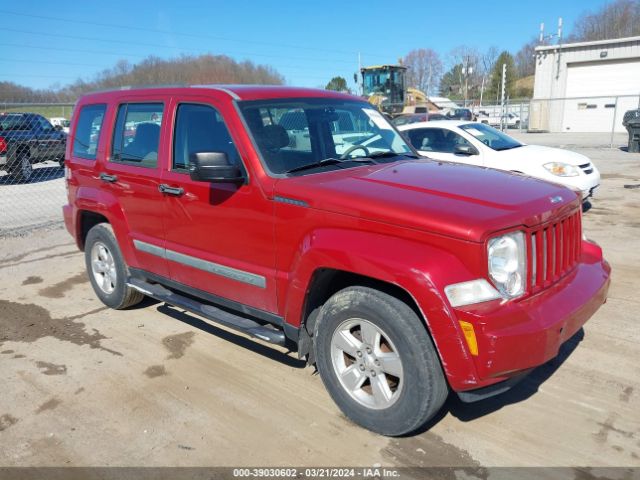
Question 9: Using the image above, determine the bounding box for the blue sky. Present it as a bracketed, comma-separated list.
[0, 0, 609, 91]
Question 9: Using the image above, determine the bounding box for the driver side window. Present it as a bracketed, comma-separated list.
[407, 128, 473, 153]
[173, 103, 242, 173]
[441, 130, 474, 153]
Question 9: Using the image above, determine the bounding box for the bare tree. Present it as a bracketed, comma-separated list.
[403, 49, 443, 95]
[514, 38, 538, 78]
[447, 46, 482, 101]
[481, 47, 499, 78]
[569, 0, 640, 41]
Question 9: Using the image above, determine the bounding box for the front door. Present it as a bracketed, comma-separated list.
[33, 115, 66, 162]
[409, 127, 482, 165]
[159, 97, 277, 314]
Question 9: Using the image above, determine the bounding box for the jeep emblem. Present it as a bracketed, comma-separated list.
[550, 195, 563, 204]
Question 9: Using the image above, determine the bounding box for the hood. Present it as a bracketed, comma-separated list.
[498, 144, 590, 166]
[275, 159, 580, 242]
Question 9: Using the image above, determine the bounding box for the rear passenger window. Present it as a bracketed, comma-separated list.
[173, 103, 241, 172]
[73, 104, 106, 160]
[111, 103, 163, 168]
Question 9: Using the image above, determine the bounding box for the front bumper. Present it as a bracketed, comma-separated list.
[452, 240, 610, 392]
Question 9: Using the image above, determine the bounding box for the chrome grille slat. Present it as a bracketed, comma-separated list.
[527, 210, 582, 293]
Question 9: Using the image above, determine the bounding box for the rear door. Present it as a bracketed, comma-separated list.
[159, 95, 277, 313]
[98, 97, 169, 278]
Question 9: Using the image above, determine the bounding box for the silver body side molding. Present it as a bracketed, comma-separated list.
[133, 239, 266, 288]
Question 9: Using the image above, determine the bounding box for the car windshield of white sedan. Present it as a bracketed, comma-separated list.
[238, 99, 413, 175]
[460, 123, 522, 151]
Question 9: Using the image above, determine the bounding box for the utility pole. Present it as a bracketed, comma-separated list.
[358, 52, 362, 96]
[462, 56, 473, 107]
[500, 63, 506, 131]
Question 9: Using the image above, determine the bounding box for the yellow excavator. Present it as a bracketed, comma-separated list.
[360, 65, 432, 116]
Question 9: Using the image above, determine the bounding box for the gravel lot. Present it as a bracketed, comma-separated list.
[0, 133, 638, 471]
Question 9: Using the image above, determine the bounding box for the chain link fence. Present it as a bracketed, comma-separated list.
[1, 96, 638, 237]
[0, 103, 73, 236]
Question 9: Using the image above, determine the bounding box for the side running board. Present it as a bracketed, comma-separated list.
[126, 277, 286, 346]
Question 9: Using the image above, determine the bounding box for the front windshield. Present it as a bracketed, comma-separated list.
[238, 98, 413, 175]
[459, 122, 522, 151]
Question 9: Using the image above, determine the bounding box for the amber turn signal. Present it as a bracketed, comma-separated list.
[459, 320, 478, 356]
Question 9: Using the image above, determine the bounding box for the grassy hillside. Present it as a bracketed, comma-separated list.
[0, 54, 285, 105]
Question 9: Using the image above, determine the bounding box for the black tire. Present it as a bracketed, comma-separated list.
[8, 152, 33, 183]
[84, 223, 144, 309]
[314, 286, 448, 436]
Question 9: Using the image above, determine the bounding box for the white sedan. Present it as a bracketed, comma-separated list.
[398, 121, 600, 203]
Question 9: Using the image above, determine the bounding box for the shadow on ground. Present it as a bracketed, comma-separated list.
[154, 302, 306, 369]
[446, 328, 584, 422]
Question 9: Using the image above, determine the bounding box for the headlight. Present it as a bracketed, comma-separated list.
[543, 162, 579, 177]
[488, 231, 526, 298]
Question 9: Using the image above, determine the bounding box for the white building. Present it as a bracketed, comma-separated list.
[530, 36, 640, 133]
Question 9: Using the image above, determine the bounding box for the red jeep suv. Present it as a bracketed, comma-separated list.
[63, 86, 610, 436]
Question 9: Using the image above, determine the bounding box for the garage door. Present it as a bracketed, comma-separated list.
[562, 58, 640, 133]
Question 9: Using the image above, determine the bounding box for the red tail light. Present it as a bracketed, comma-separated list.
[0, 137, 7, 154]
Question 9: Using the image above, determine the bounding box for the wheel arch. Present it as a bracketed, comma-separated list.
[78, 210, 110, 250]
[300, 268, 424, 343]
[283, 228, 481, 388]
[72, 187, 132, 261]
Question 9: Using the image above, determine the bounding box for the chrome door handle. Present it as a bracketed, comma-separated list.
[158, 184, 184, 196]
[99, 172, 118, 183]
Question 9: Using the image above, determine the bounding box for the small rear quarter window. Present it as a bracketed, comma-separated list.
[73, 104, 106, 160]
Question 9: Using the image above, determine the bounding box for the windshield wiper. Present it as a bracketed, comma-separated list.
[365, 150, 419, 159]
[495, 144, 523, 151]
[285, 157, 376, 174]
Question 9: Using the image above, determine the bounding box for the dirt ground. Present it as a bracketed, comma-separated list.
[0, 134, 639, 469]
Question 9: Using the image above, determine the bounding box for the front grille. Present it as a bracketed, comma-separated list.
[578, 162, 594, 174]
[527, 210, 582, 293]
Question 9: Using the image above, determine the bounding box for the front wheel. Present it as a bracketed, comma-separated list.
[314, 286, 448, 436]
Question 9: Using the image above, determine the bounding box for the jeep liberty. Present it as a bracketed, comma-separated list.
[63, 86, 610, 436]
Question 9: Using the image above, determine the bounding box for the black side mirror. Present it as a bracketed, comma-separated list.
[454, 144, 477, 156]
[189, 152, 245, 183]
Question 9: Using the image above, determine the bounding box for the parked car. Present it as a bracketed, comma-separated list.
[399, 121, 600, 205]
[427, 113, 448, 121]
[49, 117, 71, 134]
[64, 86, 610, 436]
[0, 112, 67, 181]
[445, 108, 474, 121]
[391, 113, 428, 126]
[477, 111, 521, 128]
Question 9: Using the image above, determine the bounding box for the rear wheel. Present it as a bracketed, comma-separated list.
[314, 286, 448, 436]
[8, 153, 33, 182]
[84, 223, 144, 309]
